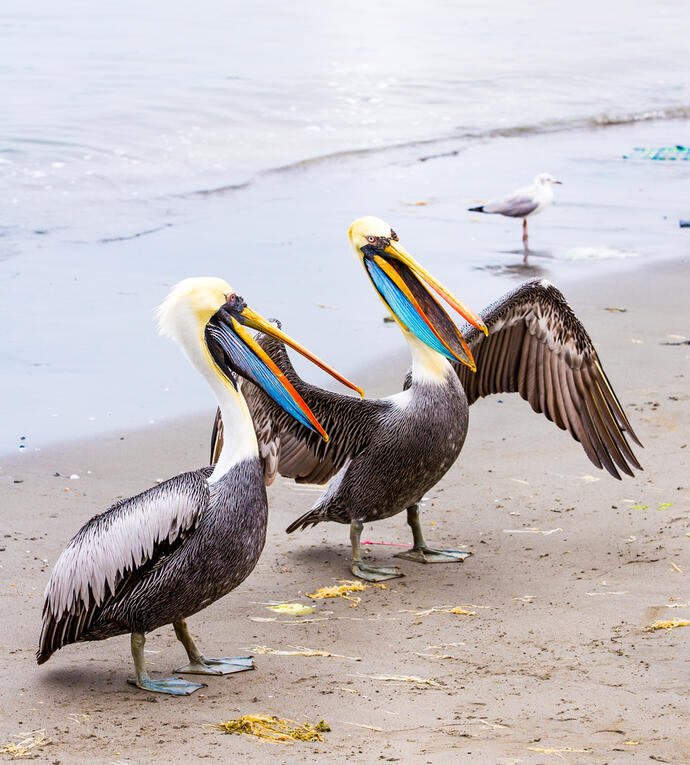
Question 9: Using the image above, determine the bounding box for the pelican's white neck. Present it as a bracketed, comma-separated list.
[167, 311, 259, 482]
[208, 382, 258, 483]
[405, 332, 451, 385]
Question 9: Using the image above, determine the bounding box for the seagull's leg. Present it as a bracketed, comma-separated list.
[394, 505, 472, 564]
[127, 632, 205, 695]
[350, 518, 403, 581]
[522, 219, 530, 262]
[173, 619, 254, 675]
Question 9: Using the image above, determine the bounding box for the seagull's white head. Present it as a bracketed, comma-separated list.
[534, 173, 562, 186]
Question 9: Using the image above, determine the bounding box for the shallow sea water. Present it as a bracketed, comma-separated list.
[1, 1, 689, 453]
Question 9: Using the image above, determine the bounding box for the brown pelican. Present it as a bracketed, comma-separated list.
[469, 173, 561, 251]
[211, 218, 642, 583]
[37, 277, 360, 695]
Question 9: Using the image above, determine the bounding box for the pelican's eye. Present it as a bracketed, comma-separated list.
[366, 235, 376, 243]
[390, 229, 399, 242]
[224, 292, 247, 315]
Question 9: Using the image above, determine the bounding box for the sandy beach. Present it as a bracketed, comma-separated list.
[1, 255, 688, 763]
[3, 3, 690, 762]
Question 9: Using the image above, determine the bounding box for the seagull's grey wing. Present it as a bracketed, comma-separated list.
[483, 190, 539, 217]
[37, 470, 211, 661]
[453, 280, 642, 479]
[211, 330, 385, 486]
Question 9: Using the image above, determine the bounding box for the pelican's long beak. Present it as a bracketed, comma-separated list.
[363, 239, 487, 371]
[238, 306, 363, 399]
[205, 300, 362, 441]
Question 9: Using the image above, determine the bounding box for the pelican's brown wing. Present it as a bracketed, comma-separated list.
[37, 469, 211, 663]
[211, 328, 385, 486]
[452, 279, 642, 479]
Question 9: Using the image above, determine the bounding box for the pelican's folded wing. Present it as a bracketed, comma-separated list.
[452, 280, 642, 479]
[37, 469, 211, 662]
[211, 329, 383, 486]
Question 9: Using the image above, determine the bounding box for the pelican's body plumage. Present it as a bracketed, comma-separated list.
[37, 277, 358, 694]
[37, 462, 265, 663]
[237, 333, 469, 531]
[211, 219, 642, 582]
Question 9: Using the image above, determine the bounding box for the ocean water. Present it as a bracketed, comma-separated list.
[2, 0, 689, 454]
[4, 0, 690, 245]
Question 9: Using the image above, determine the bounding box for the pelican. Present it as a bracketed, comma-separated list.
[469, 173, 561, 251]
[211, 218, 642, 583]
[37, 277, 361, 695]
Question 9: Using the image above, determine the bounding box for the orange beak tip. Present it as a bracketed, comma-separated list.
[321, 431, 330, 443]
[481, 324, 489, 336]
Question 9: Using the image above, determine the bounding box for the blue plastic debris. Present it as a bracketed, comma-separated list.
[623, 146, 689, 160]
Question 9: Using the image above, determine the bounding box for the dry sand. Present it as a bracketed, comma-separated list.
[1, 259, 688, 764]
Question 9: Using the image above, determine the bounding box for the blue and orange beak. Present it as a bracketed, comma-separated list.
[357, 227, 487, 371]
[205, 296, 363, 441]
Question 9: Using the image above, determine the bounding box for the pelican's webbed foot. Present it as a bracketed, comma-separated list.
[127, 675, 206, 695]
[349, 518, 404, 582]
[129, 632, 206, 696]
[395, 505, 471, 565]
[350, 559, 403, 582]
[175, 656, 255, 675]
[172, 619, 255, 675]
[394, 546, 471, 564]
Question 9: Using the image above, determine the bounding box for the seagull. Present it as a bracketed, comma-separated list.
[469, 173, 561, 251]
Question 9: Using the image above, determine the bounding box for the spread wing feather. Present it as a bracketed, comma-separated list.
[452, 279, 642, 479]
[210, 329, 385, 487]
[37, 470, 210, 662]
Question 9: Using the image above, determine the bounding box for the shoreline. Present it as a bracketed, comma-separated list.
[3, 117, 690, 454]
[1, 254, 688, 762]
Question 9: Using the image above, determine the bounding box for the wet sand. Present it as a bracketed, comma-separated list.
[4, 116, 690, 454]
[1, 256, 688, 763]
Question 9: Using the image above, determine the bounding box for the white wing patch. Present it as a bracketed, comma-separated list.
[44, 474, 208, 620]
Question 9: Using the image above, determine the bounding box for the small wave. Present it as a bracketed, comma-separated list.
[186, 180, 252, 197]
[183, 104, 690, 197]
[99, 223, 173, 243]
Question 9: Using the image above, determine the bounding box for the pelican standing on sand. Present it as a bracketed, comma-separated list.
[469, 172, 561, 252]
[37, 277, 360, 695]
[211, 218, 642, 582]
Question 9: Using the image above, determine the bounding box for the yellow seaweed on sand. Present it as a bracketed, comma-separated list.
[250, 645, 361, 661]
[527, 746, 587, 756]
[266, 603, 314, 616]
[645, 618, 690, 632]
[0, 733, 50, 759]
[361, 673, 445, 688]
[306, 579, 387, 604]
[216, 715, 330, 743]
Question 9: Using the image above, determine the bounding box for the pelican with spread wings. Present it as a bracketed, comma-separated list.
[211, 218, 642, 582]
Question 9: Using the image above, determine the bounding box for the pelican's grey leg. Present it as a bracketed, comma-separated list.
[350, 518, 403, 582]
[394, 505, 472, 564]
[173, 619, 254, 675]
[127, 632, 205, 695]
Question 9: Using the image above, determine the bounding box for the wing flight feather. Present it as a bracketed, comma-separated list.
[453, 280, 642, 479]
